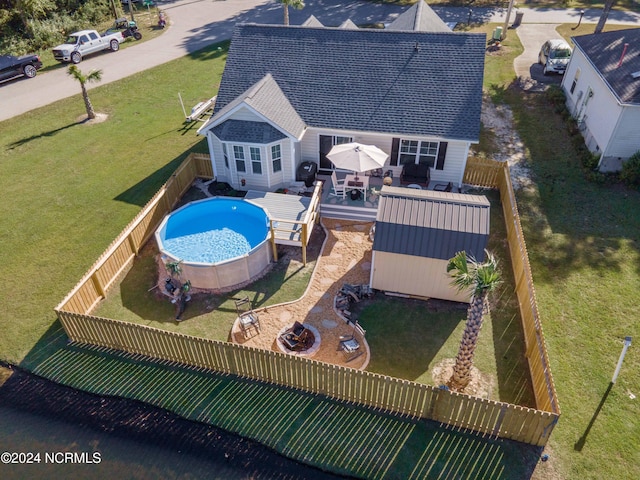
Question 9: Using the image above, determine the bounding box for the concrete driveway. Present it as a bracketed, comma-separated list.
[513, 23, 566, 88]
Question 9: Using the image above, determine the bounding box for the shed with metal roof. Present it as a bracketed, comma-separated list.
[370, 186, 490, 302]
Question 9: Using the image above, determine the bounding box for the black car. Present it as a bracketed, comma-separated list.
[0, 54, 43, 83]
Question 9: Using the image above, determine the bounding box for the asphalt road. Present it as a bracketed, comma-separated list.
[1, 1, 639, 122]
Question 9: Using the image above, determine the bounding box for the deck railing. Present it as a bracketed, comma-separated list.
[55, 154, 559, 447]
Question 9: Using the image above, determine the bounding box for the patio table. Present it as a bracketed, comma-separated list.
[345, 174, 369, 202]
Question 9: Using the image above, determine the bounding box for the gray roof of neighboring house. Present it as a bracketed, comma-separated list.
[339, 19, 359, 29]
[373, 187, 490, 261]
[211, 119, 287, 143]
[214, 24, 485, 141]
[386, 0, 451, 32]
[572, 28, 640, 105]
[201, 73, 306, 139]
[301, 15, 324, 27]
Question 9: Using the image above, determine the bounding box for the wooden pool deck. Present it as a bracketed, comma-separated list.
[245, 182, 322, 265]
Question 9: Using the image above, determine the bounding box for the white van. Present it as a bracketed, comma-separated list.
[538, 39, 572, 75]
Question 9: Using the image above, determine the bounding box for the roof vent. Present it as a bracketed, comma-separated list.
[632, 71, 640, 79]
[617, 43, 629, 68]
[414, 42, 420, 52]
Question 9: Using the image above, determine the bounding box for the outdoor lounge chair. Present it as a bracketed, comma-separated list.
[329, 171, 346, 199]
[339, 334, 363, 362]
[433, 181, 453, 192]
[234, 296, 261, 338]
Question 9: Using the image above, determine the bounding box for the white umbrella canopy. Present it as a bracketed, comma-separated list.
[326, 142, 388, 173]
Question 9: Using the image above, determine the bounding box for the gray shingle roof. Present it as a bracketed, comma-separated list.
[572, 28, 640, 105]
[211, 119, 287, 143]
[373, 187, 490, 260]
[386, 0, 451, 32]
[205, 73, 306, 139]
[214, 24, 485, 141]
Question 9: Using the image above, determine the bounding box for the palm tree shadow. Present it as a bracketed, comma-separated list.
[7, 123, 79, 150]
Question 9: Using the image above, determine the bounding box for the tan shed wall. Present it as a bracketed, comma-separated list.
[371, 251, 471, 303]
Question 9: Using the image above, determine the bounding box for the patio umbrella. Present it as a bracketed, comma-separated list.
[326, 143, 388, 174]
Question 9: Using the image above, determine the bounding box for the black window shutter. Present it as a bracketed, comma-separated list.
[391, 138, 400, 166]
[435, 142, 448, 170]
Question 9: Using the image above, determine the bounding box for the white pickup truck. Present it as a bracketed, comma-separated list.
[52, 29, 125, 64]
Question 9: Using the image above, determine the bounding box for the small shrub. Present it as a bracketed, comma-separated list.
[565, 117, 580, 136]
[581, 151, 600, 171]
[620, 150, 640, 187]
[571, 134, 586, 151]
[546, 85, 566, 108]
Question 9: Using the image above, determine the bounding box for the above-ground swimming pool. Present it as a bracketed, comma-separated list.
[155, 197, 272, 290]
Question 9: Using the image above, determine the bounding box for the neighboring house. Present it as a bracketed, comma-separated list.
[385, 0, 452, 32]
[370, 187, 490, 302]
[198, 3, 485, 191]
[561, 28, 640, 172]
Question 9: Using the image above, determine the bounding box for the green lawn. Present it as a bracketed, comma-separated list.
[468, 22, 640, 480]
[2, 17, 639, 480]
[502, 90, 640, 480]
[0, 42, 227, 365]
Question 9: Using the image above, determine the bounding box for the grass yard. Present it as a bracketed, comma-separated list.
[503, 89, 640, 480]
[468, 22, 640, 480]
[1, 13, 639, 480]
[467, 21, 639, 479]
[0, 41, 228, 365]
[94, 227, 319, 342]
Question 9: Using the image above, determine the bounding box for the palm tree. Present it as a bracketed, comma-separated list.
[446, 250, 501, 391]
[594, 0, 616, 34]
[67, 65, 103, 120]
[165, 260, 183, 280]
[277, 0, 305, 26]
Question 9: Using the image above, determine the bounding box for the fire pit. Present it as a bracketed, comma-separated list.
[276, 322, 321, 357]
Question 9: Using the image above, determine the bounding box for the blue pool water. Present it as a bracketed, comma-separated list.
[159, 198, 269, 264]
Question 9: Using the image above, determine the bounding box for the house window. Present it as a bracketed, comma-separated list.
[271, 144, 282, 173]
[250, 147, 262, 174]
[570, 68, 581, 94]
[319, 135, 354, 171]
[233, 145, 246, 173]
[398, 140, 439, 167]
[222, 144, 229, 168]
[334, 136, 351, 145]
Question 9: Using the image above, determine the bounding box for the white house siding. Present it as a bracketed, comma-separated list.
[208, 136, 229, 183]
[300, 127, 471, 186]
[207, 134, 295, 191]
[601, 107, 640, 171]
[370, 251, 471, 303]
[227, 106, 265, 122]
[562, 49, 637, 171]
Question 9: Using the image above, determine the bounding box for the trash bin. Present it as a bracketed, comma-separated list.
[512, 11, 524, 28]
[493, 26, 503, 41]
[296, 161, 317, 187]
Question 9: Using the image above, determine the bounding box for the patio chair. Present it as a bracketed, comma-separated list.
[234, 296, 261, 338]
[433, 181, 453, 192]
[339, 334, 363, 362]
[329, 171, 346, 199]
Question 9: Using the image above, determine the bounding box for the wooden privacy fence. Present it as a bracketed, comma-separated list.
[56, 153, 213, 314]
[58, 311, 558, 447]
[464, 156, 560, 415]
[55, 153, 559, 447]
